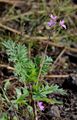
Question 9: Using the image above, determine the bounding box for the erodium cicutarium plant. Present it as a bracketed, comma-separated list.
[2, 14, 66, 120]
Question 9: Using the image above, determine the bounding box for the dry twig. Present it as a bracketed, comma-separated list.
[46, 74, 77, 78]
[51, 48, 66, 71]
[0, 23, 21, 35]
[0, 64, 15, 70]
[0, 0, 25, 6]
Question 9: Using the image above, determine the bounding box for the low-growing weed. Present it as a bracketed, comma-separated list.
[2, 40, 66, 120]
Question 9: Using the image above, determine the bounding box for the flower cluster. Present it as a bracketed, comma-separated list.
[48, 14, 66, 29]
[48, 14, 57, 27]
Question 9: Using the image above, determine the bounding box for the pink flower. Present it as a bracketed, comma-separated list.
[48, 14, 57, 27]
[50, 14, 57, 21]
[37, 102, 44, 111]
[48, 20, 56, 27]
[59, 20, 66, 29]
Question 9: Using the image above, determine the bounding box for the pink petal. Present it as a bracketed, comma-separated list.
[48, 20, 56, 27]
[62, 24, 66, 29]
[60, 20, 64, 25]
[50, 14, 57, 20]
[59, 20, 66, 29]
[48, 21, 52, 27]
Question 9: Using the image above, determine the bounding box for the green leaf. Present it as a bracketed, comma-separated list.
[15, 88, 29, 105]
[33, 84, 66, 104]
[23, 88, 29, 96]
[33, 95, 62, 104]
[16, 88, 22, 98]
[3, 40, 38, 83]
[27, 105, 33, 114]
[40, 84, 66, 96]
[16, 94, 27, 104]
[34, 55, 53, 75]
[13, 116, 18, 120]
[4, 80, 10, 91]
